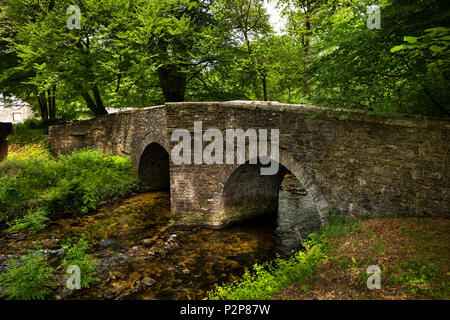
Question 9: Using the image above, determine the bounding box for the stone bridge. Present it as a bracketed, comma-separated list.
[49, 102, 450, 227]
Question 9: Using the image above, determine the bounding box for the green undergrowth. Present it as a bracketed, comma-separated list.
[0, 234, 97, 300]
[0, 139, 138, 229]
[60, 234, 98, 289]
[0, 246, 54, 300]
[206, 215, 359, 300]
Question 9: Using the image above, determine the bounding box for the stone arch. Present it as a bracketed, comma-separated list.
[138, 142, 170, 191]
[133, 130, 169, 169]
[219, 152, 330, 226]
[277, 152, 331, 226]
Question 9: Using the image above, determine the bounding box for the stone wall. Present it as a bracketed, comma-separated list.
[166, 102, 449, 226]
[49, 102, 450, 227]
[48, 106, 168, 173]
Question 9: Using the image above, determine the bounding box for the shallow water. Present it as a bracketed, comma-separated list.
[0, 175, 321, 300]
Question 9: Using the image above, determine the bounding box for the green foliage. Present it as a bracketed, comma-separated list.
[206, 238, 325, 300]
[309, 0, 449, 116]
[1, 0, 229, 111]
[54, 103, 81, 123]
[390, 258, 449, 299]
[338, 113, 351, 121]
[1, 1, 448, 118]
[19, 118, 47, 131]
[391, 27, 449, 53]
[315, 211, 360, 240]
[0, 247, 54, 300]
[0, 148, 138, 227]
[60, 234, 97, 289]
[402, 263, 436, 287]
[358, 268, 369, 285]
[206, 211, 362, 300]
[7, 207, 48, 233]
[7, 128, 47, 145]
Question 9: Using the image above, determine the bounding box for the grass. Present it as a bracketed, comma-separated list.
[274, 217, 449, 300]
[0, 129, 139, 230]
[0, 234, 98, 300]
[206, 215, 358, 300]
[0, 246, 54, 300]
[206, 216, 449, 300]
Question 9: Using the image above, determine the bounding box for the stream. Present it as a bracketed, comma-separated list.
[0, 175, 321, 300]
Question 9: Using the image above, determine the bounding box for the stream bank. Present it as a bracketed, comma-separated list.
[0, 175, 321, 300]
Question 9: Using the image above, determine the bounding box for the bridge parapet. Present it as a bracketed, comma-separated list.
[49, 102, 450, 227]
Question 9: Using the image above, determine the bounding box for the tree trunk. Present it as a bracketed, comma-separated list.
[47, 87, 56, 123]
[81, 90, 108, 116]
[303, 44, 309, 96]
[38, 93, 48, 123]
[51, 85, 56, 120]
[245, 34, 268, 101]
[423, 87, 449, 116]
[302, 12, 311, 96]
[156, 65, 186, 102]
[262, 74, 267, 101]
[92, 85, 107, 114]
[81, 92, 102, 116]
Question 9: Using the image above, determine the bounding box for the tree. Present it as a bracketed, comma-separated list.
[1, 0, 136, 116]
[307, 0, 450, 116]
[215, 0, 272, 100]
[0, 0, 58, 123]
[279, 0, 340, 96]
[1, 0, 449, 118]
[124, 0, 228, 102]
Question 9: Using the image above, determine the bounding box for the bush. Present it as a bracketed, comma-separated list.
[48, 150, 139, 214]
[206, 238, 326, 300]
[0, 148, 138, 227]
[55, 103, 79, 123]
[60, 234, 97, 289]
[0, 247, 54, 300]
[7, 128, 48, 145]
[8, 207, 49, 233]
[16, 118, 47, 131]
[206, 214, 358, 300]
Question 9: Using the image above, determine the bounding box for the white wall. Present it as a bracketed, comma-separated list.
[0, 93, 35, 124]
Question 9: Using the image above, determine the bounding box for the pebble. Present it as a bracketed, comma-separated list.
[98, 238, 114, 247]
[141, 277, 156, 286]
[182, 268, 191, 275]
[142, 238, 153, 246]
